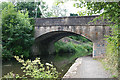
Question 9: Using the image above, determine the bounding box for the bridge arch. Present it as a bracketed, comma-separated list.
[33, 15, 111, 58]
[33, 31, 92, 56]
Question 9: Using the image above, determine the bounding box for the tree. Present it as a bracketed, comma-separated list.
[53, 0, 67, 17]
[15, 2, 42, 18]
[41, 0, 68, 17]
[0, 2, 9, 10]
[15, 0, 49, 18]
[2, 3, 34, 60]
[73, 1, 120, 78]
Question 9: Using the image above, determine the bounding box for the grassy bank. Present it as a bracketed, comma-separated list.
[53, 38, 92, 65]
[48, 39, 92, 77]
[101, 40, 118, 78]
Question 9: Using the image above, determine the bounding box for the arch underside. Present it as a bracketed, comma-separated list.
[33, 25, 110, 57]
[33, 31, 92, 56]
[34, 25, 110, 43]
[35, 31, 92, 43]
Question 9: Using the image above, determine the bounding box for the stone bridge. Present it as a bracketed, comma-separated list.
[32, 15, 111, 58]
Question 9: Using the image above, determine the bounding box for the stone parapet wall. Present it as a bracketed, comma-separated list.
[35, 15, 109, 26]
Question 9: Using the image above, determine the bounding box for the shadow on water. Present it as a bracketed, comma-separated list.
[2, 59, 24, 76]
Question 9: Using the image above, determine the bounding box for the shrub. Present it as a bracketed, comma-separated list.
[2, 56, 60, 78]
[69, 36, 90, 42]
[54, 40, 92, 56]
[102, 25, 119, 77]
[54, 41, 76, 56]
[2, 3, 34, 60]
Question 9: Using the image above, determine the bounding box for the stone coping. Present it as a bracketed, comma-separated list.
[35, 15, 109, 26]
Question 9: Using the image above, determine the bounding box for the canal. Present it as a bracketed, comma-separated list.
[2, 37, 92, 78]
[2, 54, 74, 78]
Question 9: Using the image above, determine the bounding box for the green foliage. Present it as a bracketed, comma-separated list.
[73, 1, 120, 77]
[54, 40, 92, 56]
[50, 5, 67, 17]
[2, 71, 20, 78]
[2, 3, 34, 60]
[69, 35, 90, 42]
[86, 2, 119, 77]
[102, 25, 119, 77]
[70, 13, 78, 16]
[0, 2, 9, 10]
[55, 41, 76, 55]
[42, 0, 68, 17]
[3, 56, 59, 78]
[54, 39, 92, 63]
[15, 1, 46, 18]
[103, 38, 118, 76]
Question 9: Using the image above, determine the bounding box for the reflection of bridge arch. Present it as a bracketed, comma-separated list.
[33, 15, 111, 58]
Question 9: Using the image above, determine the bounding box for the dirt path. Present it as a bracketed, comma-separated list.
[64, 56, 112, 78]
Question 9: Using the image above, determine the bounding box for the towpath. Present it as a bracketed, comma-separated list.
[64, 56, 112, 78]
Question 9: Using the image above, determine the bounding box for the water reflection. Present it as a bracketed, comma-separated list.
[2, 55, 73, 78]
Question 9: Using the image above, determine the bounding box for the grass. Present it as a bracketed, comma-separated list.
[102, 41, 118, 78]
[94, 54, 118, 78]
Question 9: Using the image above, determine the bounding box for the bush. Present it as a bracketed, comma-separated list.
[54, 41, 76, 56]
[69, 36, 90, 42]
[102, 25, 119, 77]
[2, 3, 34, 60]
[2, 56, 60, 78]
[54, 40, 92, 56]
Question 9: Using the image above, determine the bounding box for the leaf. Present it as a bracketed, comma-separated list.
[8, 38, 13, 40]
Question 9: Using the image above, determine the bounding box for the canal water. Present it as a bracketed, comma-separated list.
[2, 55, 74, 78]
